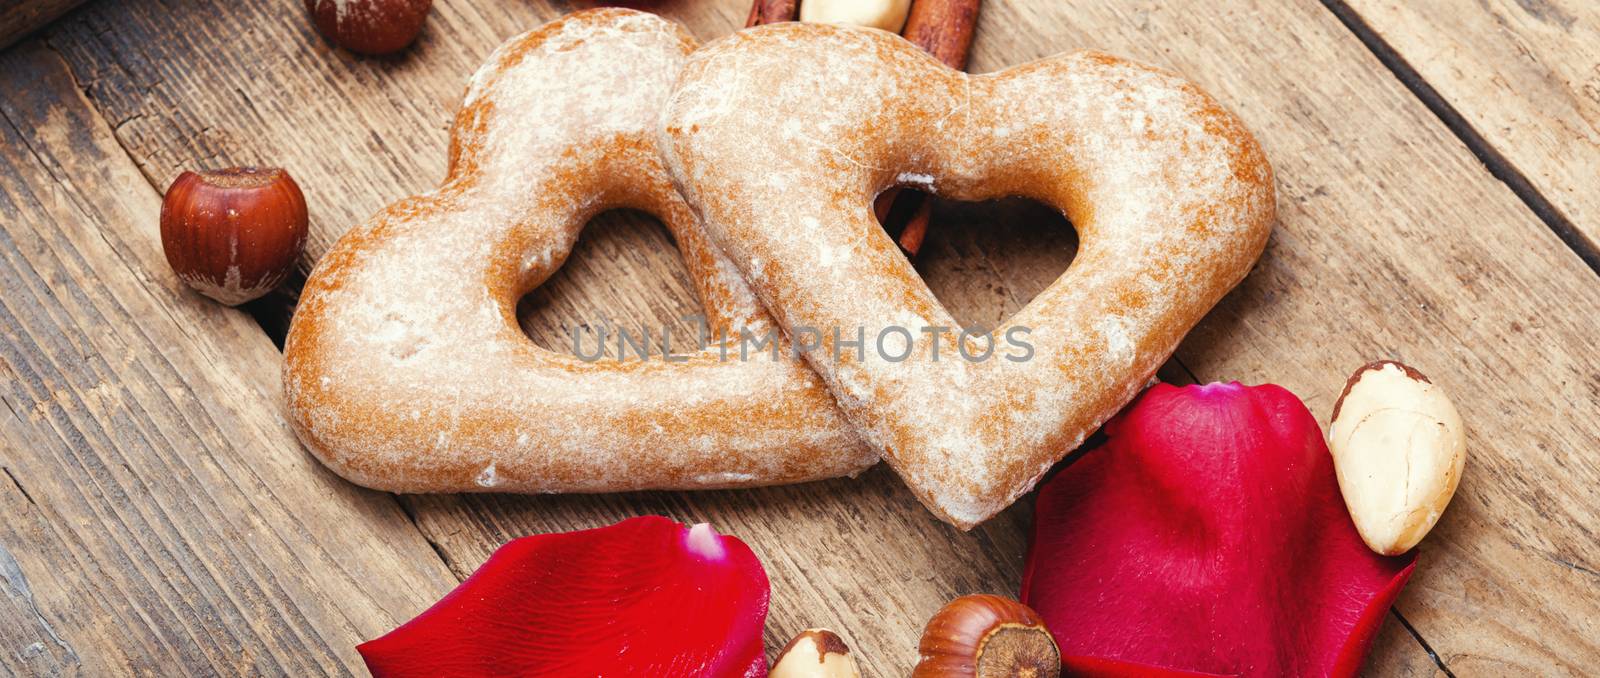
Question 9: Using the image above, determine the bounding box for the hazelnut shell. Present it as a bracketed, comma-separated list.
[305, 0, 433, 55]
[159, 167, 307, 306]
[912, 594, 1060, 678]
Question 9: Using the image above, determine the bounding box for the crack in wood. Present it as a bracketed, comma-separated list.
[1318, 0, 1600, 277]
[1, 468, 34, 506]
[395, 499, 466, 583]
[0, 541, 79, 666]
[1392, 609, 1457, 677]
[1170, 357, 1202, 385]
[1544, 553, 1600, 580]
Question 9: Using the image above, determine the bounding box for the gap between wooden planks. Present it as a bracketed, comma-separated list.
[6, 0, 1600, 674]
[1328, 0, 1600, 272]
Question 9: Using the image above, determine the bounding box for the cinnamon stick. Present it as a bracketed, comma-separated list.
[902, 0, 981, 70]
[886, 0, 981, 257]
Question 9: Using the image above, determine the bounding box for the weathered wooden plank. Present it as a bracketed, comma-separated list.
[34, 0, 1439, 673]
[0, 41, 456, 674]
[0, 481, 79, 676]
[34, 0, 1600, 674]
[0, 0, 84, 49]
[1335, 0, 1600, 259]
[969, 1, 1600, 673]
[33, 4, 1108, 674]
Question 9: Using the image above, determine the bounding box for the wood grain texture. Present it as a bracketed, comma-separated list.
[1338, 0, 1600, 254]
[6, 0, 1443, 674]
[8, 0, 1599, 674]
[968, 1, 1600, 672]
[0, 0, 83, 49]
[13, 4, 1090, 673]
[0, 41, 456, 674]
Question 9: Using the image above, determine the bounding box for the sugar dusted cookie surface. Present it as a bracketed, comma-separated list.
[283, 10, 875, 494]
[661, 23, 1275, 528]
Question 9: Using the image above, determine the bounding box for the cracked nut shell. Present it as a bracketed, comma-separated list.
[1329, 360, 1466, 556]
[912, 594, 1060, 678]
[771, 628, 861, 678]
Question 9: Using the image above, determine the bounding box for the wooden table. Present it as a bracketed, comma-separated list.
[1, 0, 1596, 675]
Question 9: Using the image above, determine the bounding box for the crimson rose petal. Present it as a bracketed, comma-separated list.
[360, 516, 770, 677]
[1021, 382, 1415, 677]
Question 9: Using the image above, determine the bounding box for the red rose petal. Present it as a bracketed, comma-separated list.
[359, 516, 770, 677]
[1020, 382, 1415, 677]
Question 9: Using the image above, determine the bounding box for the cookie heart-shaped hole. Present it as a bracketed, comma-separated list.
[518, 209, 707, 361]
[878, 192, 1079, 332]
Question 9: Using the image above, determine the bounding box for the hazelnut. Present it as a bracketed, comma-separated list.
[159, 167, 308, 306]
[800, 0, 912, 33]
[771, 628, 861, 678]
[912, 594, 1060, 678]
[1329, 360, 1467, 556]
[305, 0, 433, 55]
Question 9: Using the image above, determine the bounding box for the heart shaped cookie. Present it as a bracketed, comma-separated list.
[661, 24, 1275, 528]
[283, 10, 874, 493]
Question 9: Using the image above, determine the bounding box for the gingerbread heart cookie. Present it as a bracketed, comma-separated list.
[283, 10, 875, 493]
[661, 23, 1275, 527]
